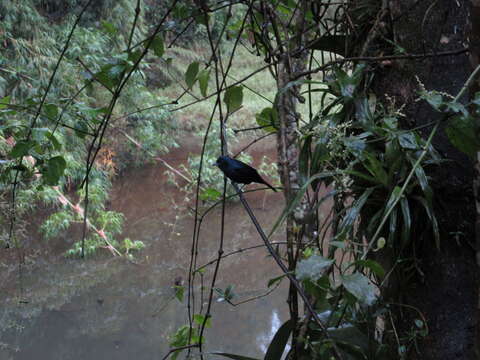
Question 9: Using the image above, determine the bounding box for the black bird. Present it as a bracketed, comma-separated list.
[214, 156, 277, 192]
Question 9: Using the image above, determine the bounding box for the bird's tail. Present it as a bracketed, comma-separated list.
[262, 180, 277, 192]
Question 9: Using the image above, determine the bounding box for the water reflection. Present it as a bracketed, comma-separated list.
[258, 309, 282, 353]
[0, 148, 289, 359]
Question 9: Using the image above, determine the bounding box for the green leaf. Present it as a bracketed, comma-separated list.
[108, 64, 125, 78]
[388, 207, 398, 243]
[101, 21, 117, 35]
[267, 274, 286, 288]
[343, 135, 366, 157]
[268, 171, 337, 238]
[355, 97, 374, 126]
[194, 12, 209, 26]
[330, 240, 346, 249]
[355, 259, 385, 278]
[174, 285, 184, 302]
[414, 319, 424, 328]
[421, 91, 445, 111]
[398, 132, 418, 150]
[0, 96, 10, 109]
[193, 314, 211, 328]
[412, 163, 433, 202]
[310, 144, 329, 189]
[224, 86, 243, 114]
[9, 140, 35, 158]
[185, 61, 200, 89]
[299, 136, 311, 185]
[127, 49, 143, 64]
[341, 272, 376, 305]
[265, 319, 293, 360]
[363, 152, 388, 187]
[42, 156, 67, 186]
[296, 254, 333, 281]
[445, 115, 479, 159]
[415, 195, 440, 248]
[338, 187, 375, 239]
[255, 107, 278, 132]
[199, 187, 221, 201]
[95, 68, 115, 90]
[151, 35, 164, 57]
[198, 69, 210, 97]
[344, 169, 377, 184]
[32, 128, 50, 142]
[384, 186, 402, 217]
[212, 353, 259, 360]
[328, 326, 370, 356]
[400, 197, 411, 245]
[44, 103, 58, 120]
[309, 35, 350, 57]
[46, 131, 62, 150]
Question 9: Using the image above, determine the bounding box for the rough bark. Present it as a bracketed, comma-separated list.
[371, 0, 478, 358]
[470, 0, 480, 357]
[273, 1, 310, 356]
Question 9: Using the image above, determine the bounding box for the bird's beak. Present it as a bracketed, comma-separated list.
[212, 161, 218, 167]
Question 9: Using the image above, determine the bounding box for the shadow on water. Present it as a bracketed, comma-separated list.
[0, 144, 290, 360]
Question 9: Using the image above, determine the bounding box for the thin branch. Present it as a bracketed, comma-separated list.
[292, 48, 469, 81]
[233, 132, 274, 158]
[233, 183, 344, 360]
[160, 344, 199, 360]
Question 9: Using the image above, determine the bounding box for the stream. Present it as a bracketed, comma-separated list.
[0, 143, 290, 360]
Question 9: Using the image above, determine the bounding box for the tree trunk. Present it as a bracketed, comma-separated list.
[372, 1, 478, 358]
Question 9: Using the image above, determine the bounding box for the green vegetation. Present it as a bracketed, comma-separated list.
[0, 0, 177, 255]
[0, 1, 477, 360]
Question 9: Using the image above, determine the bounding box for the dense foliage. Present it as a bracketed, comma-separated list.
[0, 1, 477, 360]
[0, 0, 177, 255]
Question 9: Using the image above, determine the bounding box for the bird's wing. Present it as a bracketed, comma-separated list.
[230, 166, 258, 184]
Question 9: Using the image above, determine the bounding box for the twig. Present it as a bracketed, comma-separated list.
[117, 129, 192, 183]
[160, 344, 199, 360]
[194, 241, 288, 273]
[292, 48, 470, 81]
[233, 132, 274, 158]
[233, 183, 344, 360]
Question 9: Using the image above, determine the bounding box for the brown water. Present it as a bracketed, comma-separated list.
[0, 144, 290, 360]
